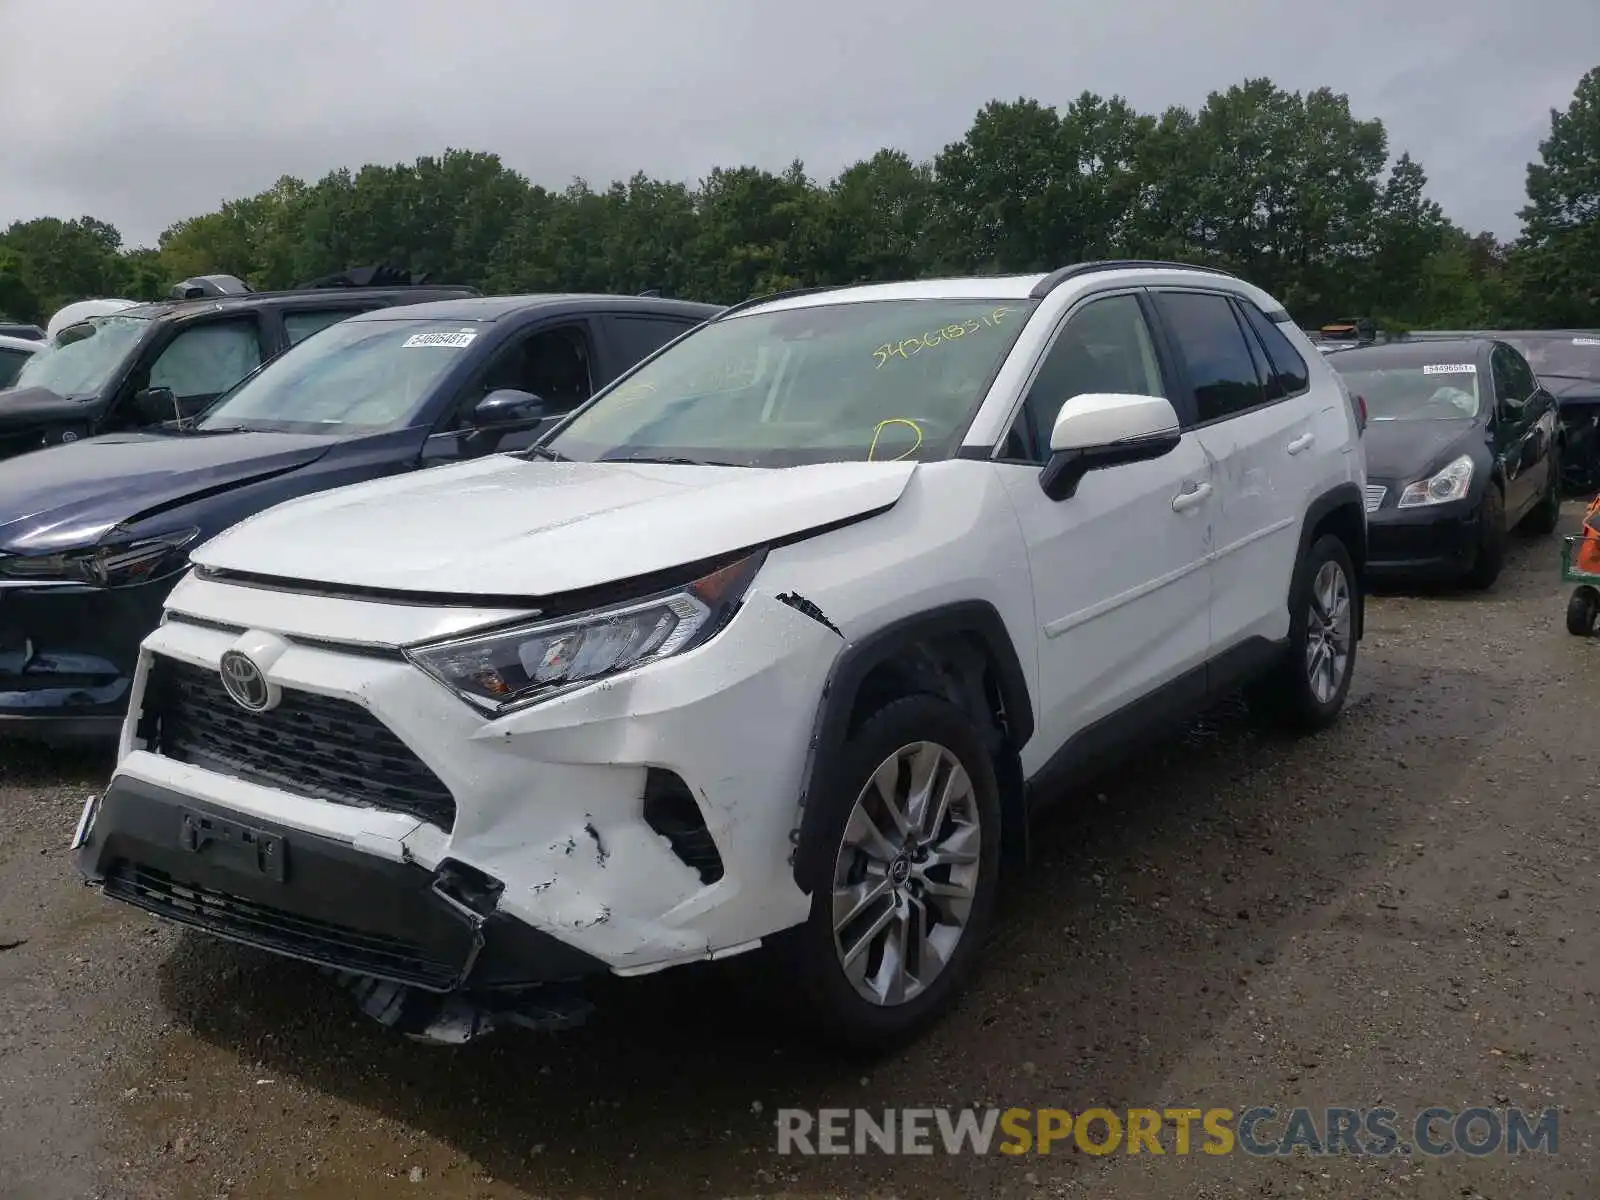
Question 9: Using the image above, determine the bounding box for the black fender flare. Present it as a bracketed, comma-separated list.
[788, 600, 1034, 893]
[1299, 481, 1368, 641]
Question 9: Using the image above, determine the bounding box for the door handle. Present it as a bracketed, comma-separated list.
[1171, 481, 1212, 512]
[1286, 432, 1315, 455]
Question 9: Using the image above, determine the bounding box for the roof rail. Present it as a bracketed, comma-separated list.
[1029, 259, 1238, 299]
[711, 285, 842, 321]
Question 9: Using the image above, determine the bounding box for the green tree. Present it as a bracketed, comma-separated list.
[1185, 80, 1387, 320]
[0, 248, 40, 322]
[0, 216, 130, 315]
[817, 150, 936, 282]
[1513, 66, 1600, 326]
[1368, 153, 1454, 323]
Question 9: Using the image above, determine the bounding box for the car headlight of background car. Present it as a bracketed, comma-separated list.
[1398, 454, 1474, 508]
[405, 549, 768, 715]
[0, 528, 199, 588]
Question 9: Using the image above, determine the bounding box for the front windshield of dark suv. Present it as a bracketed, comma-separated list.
[545, 298, 1039, 467]
[12, 315, 150, 397]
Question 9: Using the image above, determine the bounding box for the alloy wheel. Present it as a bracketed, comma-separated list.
[1305, 559, 1352, 704]
[830, 741, 982, 1007]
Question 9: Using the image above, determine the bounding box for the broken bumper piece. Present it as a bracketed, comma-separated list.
[76, 774, 610, 1028]
[332, 972, 594, 1044]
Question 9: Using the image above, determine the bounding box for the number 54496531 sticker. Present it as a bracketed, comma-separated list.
[1422, 363, 1476, 375]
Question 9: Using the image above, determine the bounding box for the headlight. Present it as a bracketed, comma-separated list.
[1398, 454, 1474, 507]
[0, 528, 199, 587]
[405, 550, 767, 715]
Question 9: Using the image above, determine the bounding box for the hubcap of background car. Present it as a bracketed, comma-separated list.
[1305, 560, 1352, 704]
[831, 741, 981, 1007]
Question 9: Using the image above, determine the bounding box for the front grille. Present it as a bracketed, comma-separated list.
[104, 861, 462, 989]
[1364, 484, 1387, 513]
[141, 655, 457, 831]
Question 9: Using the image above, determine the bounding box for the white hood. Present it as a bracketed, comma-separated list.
[192, 455, 918, 597]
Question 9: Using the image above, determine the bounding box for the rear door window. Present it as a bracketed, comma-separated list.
[1153, 291, 1264, 425]
[1237, 301, 1311, 398]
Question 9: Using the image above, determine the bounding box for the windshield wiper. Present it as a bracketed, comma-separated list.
[523, 445, 571, 462]
[598, 453, 747, 467]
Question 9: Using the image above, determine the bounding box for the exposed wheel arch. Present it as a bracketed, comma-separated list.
[1298, 482, 1366, 640]
[790, 601, 1033, 894]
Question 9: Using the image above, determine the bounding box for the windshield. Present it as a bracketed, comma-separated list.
[196, 318, 480, 434]
[545, 298, 1038, 467]
[1502, 335, 1600, 382]
[12, 315, 150, 397]
[1337, 364, 1482, 422]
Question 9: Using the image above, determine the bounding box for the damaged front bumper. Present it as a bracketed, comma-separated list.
[78, 576, 846, 1037]
[75, 776, 612, 994]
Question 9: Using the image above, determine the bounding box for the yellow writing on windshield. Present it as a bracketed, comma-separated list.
[867, 418, 924, 462]
[873, 306, 1015, 368]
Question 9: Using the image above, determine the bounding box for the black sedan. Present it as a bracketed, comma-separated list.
[1505, 333, 1600, 491]
[0, 292, 721, 743]
[1327, 338, 1561, 589]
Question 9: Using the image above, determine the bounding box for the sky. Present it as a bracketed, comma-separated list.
[3, 0, 1597, 250]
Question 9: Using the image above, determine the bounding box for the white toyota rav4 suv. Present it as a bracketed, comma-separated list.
[75, 261, 1366, 1049]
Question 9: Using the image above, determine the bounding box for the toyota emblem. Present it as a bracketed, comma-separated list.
[219, 649, 274, 712]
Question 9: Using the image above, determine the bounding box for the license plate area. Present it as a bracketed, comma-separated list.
[179, 810, 287, 883]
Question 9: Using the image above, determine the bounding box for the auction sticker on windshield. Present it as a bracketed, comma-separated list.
[403, 329, 477, 349]
[1575, 338, 1600, 347]
[1422, 363, 1476, 375]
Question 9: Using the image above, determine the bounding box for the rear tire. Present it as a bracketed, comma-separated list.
[1464, 485, 1506, 590]
[1524, 447, 1562, 536]
[787, 694, 1003, 1055]
[1252, 533, 1358, 734]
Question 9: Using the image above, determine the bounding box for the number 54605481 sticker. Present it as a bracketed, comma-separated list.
[403, 328, 477, 349]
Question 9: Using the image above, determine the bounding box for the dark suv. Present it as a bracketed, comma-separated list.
[0, 291, 721, 743]
[0, 271, 478, 460]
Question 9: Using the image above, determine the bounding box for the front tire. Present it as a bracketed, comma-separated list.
[789, 694, 1003, 1054]
[1464, 485, 1506, 590]
[1253, 533, 1358, 733]
[1524, 446, 1562, 536]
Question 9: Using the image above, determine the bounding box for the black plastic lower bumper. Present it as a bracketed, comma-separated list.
[1366, 507, 1479, 580]
[75, 775, 608, 992]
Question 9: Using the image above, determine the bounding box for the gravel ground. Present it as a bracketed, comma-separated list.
[1, 509, 1596, 1200]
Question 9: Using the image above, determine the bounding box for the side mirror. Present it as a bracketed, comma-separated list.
[1039, 392, 1183, 502]
[472, 388, 546, 428]
[133, 386, 179, 425]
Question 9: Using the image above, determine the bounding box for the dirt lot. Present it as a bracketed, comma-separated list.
[1, 511, 1596, 1200]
